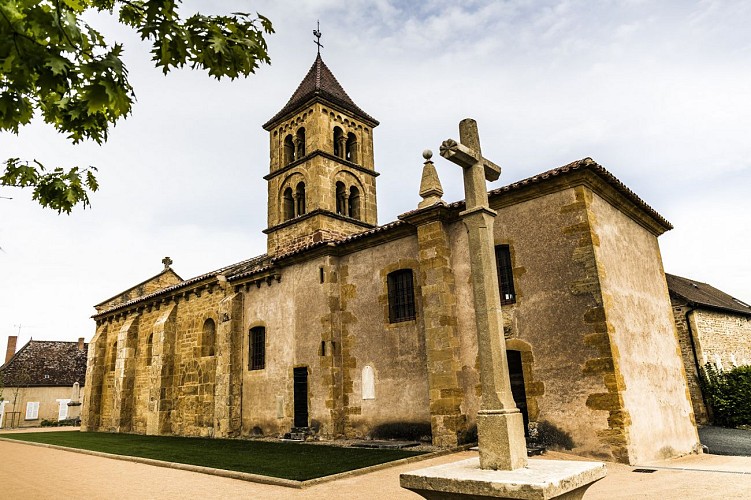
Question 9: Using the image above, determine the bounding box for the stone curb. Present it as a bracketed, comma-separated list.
[0, 436, 473, 489]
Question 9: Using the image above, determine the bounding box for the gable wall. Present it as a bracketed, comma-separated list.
[589, 189, 699, 463]
[485, 186, 619, 460]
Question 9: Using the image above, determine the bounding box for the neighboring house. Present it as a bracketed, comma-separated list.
[0, 336, 87, 428]
[82, 53, 700, 465]
[667, 273, 751, 424]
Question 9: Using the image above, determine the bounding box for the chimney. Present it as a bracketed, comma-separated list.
[5, 335, 17, 364]
[78, 337, 85, 351]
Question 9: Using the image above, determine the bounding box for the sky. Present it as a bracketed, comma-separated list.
[2, 0, 750, 351]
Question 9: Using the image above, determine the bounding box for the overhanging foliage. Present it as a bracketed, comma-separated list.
[1, 0, 273, 213]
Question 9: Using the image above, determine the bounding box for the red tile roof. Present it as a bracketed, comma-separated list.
[447, 157, 672, 231]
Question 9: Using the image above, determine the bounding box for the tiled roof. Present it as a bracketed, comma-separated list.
[93, 159, 672, 317]
[269, 220, 410, 262]
[94, 255, 270, 317]
[447, 157, 672, 231]
[263, 54, 378, 129]
[0, 340, 87, 387]
[666, 273, 751, 316]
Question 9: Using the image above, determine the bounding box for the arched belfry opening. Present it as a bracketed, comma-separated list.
[336, 181, 346, 215]
[333, 127, 345, 158]
[284, 134, 295, 165]
[262, 53, 380, 255]
[295, 182, 306, 216]
[283, 187, 295, 220]
[349, 185, 360, 219]
[295, 128, 306, 158]
[346, 132, 358, 163]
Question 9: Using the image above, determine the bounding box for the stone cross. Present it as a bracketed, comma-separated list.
[162, 256, 173, 270]
[440, 119, 528, 471]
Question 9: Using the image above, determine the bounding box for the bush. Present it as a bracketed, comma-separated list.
[40, 417, 80, 427]
[700, 364, 751, 428]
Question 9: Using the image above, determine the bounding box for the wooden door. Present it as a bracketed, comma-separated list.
[506, 350, 529, 436]
[293, 367, 309, 428]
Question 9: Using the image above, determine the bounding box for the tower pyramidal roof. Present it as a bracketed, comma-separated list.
[263, 53, 379, 130]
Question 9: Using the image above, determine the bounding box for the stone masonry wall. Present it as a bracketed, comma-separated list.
[415, 217, 467, 446]
[672, 301, 751, 424]
[671, 302, 710, 424]
[589, 188, 698, 464]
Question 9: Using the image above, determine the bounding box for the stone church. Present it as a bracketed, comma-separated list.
[82, 54, 700, 465]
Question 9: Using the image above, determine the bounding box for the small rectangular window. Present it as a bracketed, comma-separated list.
[249, 327, 266, 370]
[495, 245, 516, 305]
[388, 269, 416, 323]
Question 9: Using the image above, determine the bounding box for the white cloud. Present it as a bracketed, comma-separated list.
[2, 1, 750, 346]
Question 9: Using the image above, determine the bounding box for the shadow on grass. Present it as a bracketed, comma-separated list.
[4, 431, 424, 481]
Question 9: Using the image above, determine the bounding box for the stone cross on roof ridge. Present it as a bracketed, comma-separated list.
[440, 118, 501, 212]
[440, 119, 501, 182]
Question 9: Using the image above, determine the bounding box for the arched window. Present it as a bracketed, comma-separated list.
[146, 333, 153, 366]
[387, 269, 416, 323]
[295, 182, 306, 216]
[284, 134, 295, 165]
[201, 319, 216, 357]
[109, 341, 117, 371]
[333, 127, 345, 158]
[295, 128, 306, 158]
[249, 327, 266, 370]
[283, 187, 294, 221]
[335, 181, 346, 215]
[348, 185, 360, 220]
[346, 133, 358, 163]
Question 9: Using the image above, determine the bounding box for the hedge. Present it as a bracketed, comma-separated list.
[699, 364, 751, 428]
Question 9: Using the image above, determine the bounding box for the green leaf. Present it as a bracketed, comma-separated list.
[2, 0, 272, 213]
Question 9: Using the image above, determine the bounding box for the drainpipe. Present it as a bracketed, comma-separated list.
[684, 307, 709, 418]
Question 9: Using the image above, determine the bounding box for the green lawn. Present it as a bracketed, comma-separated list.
[3, 431, 424, 481]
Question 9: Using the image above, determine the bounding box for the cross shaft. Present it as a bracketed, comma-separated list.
[439, 118, 527, 471]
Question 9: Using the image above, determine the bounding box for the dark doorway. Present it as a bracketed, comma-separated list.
[506, 350, 529, 436]
[293, 367, 309, 428]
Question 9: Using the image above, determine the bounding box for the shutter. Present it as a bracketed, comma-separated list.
[57, 399, 71, 420]
[26, 401, 39, 420]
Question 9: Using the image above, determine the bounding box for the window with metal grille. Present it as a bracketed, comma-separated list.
[249, 327, 265, 370]
[387, 269, 416, 323]
[495, 245, 516, 305]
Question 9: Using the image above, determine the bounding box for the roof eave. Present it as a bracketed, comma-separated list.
[263, 93, 379, 131]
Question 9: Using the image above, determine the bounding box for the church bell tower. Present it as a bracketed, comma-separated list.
[262, 53, 379, 255]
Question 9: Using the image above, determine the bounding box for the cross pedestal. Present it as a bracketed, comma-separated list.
[400, 119, 605, 499]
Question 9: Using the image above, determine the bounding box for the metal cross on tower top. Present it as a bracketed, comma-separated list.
[313, 20, 323, 54]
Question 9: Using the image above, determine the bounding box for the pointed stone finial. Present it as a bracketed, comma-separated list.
[162, 256, 173, 270]
[418, 149, 445, 208]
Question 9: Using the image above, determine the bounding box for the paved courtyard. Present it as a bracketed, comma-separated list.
[1, 434, 751, 499]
